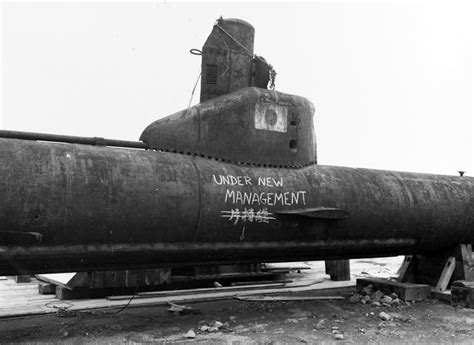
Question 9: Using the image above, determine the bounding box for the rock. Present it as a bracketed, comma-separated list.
[214, 321, 223, 329]
[62, 331, 69, 338]
[379, 312, 391, 321]
[315, 319, 326, 330]
[200, 325, 209, 332]
[389, 292, 398, 299]
[369, 312, 375, 316]
[360, 299, 366, 304]
[371, 302, 381, 307]
[362, 284, 374, 296]
[391, 313, 411, 323]
[349, 293, 362, 303]
[381, 295, 393, 304]
[229, 316, 237, 321]
[363, 295, 372, 303]
[209, 326, 219, 332]
[168, 302, 200, 315]
[185, 330, 196, 339]
[372, 290, 385, 303]
[334, 333, 344, 340]
[233, 325, 245, 332]
[391, 298, 402, 306]
[289, 308, 311, 318]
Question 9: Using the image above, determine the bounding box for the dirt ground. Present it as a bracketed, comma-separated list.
[1, 290, 474, 344]
[1, 257, 474, 344]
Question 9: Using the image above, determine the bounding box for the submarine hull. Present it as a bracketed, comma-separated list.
[0, 138, 473, 275]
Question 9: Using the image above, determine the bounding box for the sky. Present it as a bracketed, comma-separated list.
[1, 1, 473, 176]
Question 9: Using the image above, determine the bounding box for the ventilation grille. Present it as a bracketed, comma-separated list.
[206, 64, 218, 85]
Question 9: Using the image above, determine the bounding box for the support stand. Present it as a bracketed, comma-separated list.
[325, 260, 351, 281]
[397, 244, 474, 305]
[356, 244, 474, 306]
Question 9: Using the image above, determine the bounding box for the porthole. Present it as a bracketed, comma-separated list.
[289, 140, 297, 151]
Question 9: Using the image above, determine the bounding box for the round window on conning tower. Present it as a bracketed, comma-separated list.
[289, 139, 297, 152]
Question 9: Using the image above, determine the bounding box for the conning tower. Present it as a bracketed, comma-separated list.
[140, 17, 317, 168]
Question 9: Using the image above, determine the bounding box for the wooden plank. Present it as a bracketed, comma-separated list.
[434, 256, 456, 292]
[107, 282, 286, 301]
[0, 280, 355, 319]
[171, 270, 285, 281]
[231, 279, 292, 286]
[396, 255, 413, 282]
[235, 295, 345, 301]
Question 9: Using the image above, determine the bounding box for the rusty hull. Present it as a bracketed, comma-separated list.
[0, 137, 472, 275]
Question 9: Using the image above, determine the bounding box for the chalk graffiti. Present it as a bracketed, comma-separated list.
[212, 174, 283, 187]
[224, 189, 306, 206]
[221, 208, 276, 225]
[213, 174, 308, 225]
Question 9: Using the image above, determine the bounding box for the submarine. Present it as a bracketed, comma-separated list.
[0, 18, 473, 276]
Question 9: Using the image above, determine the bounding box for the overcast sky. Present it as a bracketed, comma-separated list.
[1, 1, 472, 176]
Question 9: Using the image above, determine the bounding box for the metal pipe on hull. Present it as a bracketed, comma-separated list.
[0, 138, 473, 275]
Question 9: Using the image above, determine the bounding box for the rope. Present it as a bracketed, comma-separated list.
[188, 70, 202, 108]
[215, 23, 253, 56]
[189, 18, 277, 93]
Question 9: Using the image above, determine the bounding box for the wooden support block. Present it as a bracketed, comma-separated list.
[325, 260, 350, 281]
[396, 255, 413, 282]
[14, 275, 32, 283]
[137, 269, 146, 286]
[114, 270, 126, 287]
[432, 290, 452, 303]
[38, 282, 56, 294]
[159, 268, 172, 284]
[103, 270, 116, 288]
[125, 270, 138, 287]
[357, 277, 431, 301]
[434, 256, 456, 292]
[90, 271, 104, 289]
[457, 244, 474, 281]
[56, 286, 90, 300]
[451, 280, 474, 308]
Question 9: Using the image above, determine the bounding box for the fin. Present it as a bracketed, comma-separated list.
[0, 231, 43, 245]
[275, 207, 349, 220]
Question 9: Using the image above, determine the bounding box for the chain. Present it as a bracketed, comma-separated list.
[268, 64, 277, 90]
